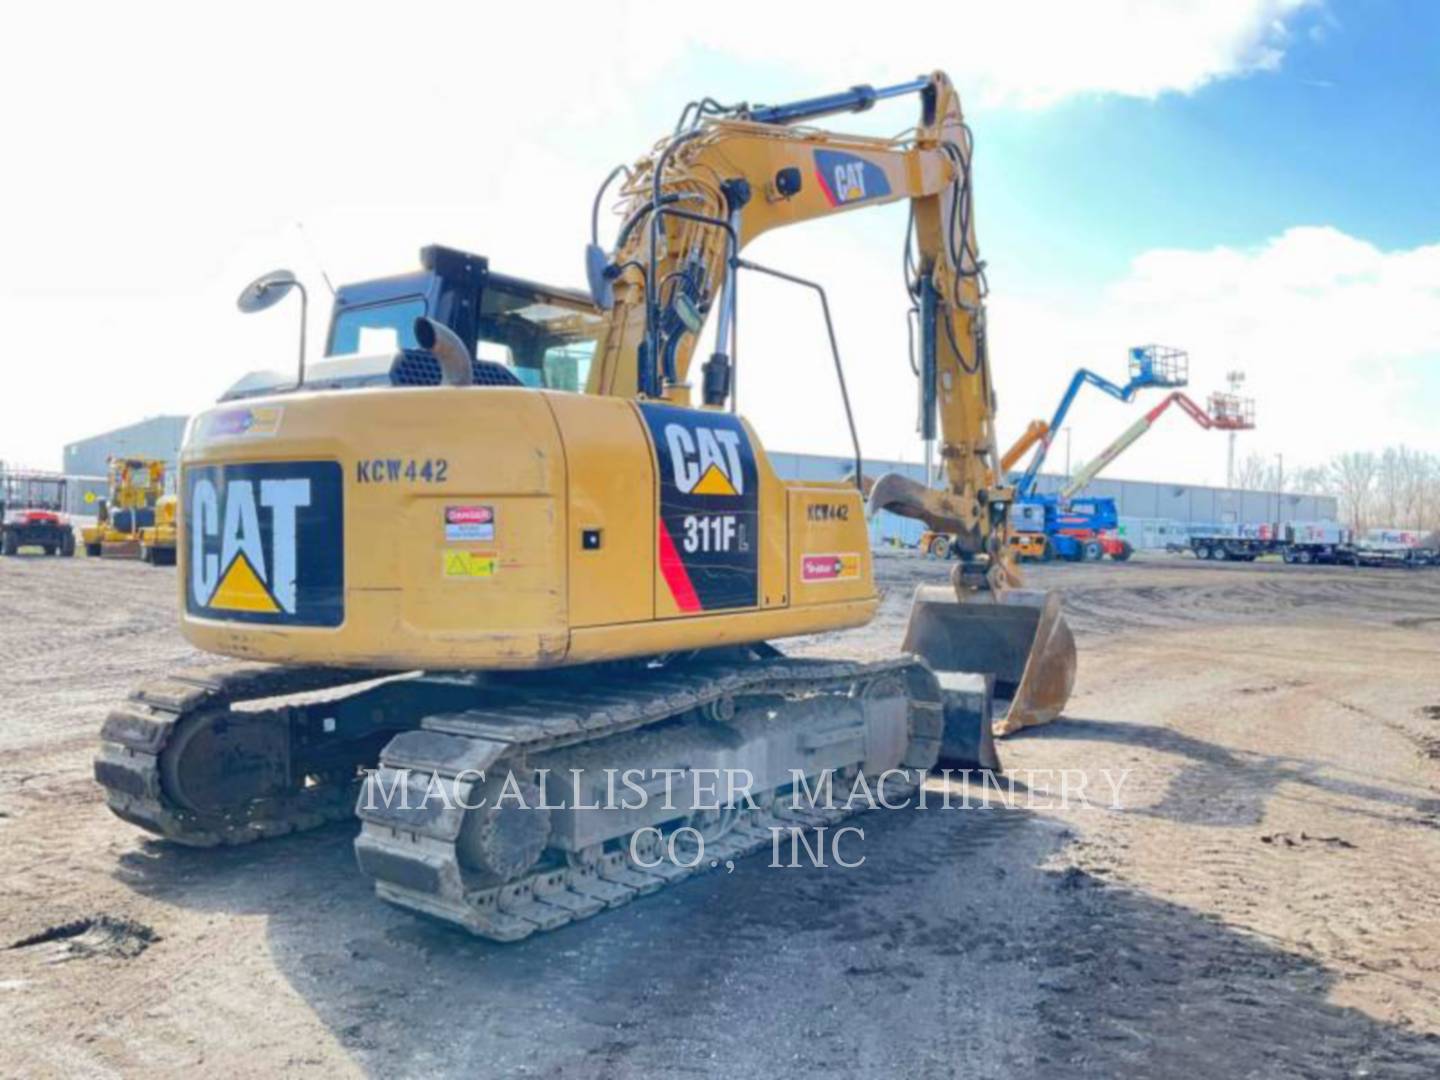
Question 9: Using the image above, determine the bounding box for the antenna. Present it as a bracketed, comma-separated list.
[295, 220, 336, 297]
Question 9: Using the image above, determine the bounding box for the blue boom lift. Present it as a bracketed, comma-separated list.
[1008, 345, 1188, 562]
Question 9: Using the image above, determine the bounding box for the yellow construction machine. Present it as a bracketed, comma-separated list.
[137, 495, 177, 566]
[81, 457, 167, 559]
[95, 72, 1076, 940]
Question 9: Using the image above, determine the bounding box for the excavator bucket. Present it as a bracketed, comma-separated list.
[866, 470, 1078, 763]
[902, 585, 1077, 763]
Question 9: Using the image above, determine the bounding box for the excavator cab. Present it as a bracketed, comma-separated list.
[327, 247, 605, 393]
[223, 246, 606, 400]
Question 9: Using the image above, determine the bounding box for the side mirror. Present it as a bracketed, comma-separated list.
[236, 269, 300, 313]
[584, 244, 615, 310]
[235, 269, 309, 387]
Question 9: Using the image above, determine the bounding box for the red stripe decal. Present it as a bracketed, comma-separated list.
[658, 521, 702, 612]
[814, 167, 838, 207]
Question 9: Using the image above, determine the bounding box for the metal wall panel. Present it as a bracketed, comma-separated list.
[62, 416, 189, 488]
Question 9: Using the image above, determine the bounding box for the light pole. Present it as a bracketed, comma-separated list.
[1275, 451, 1284, 524]
[1063, 426, 1072, 483]
[1224, 369, 1246, 488]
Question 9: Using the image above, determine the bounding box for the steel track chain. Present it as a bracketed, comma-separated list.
[356, 655, 944, 941]
[94, 663, 390, 847]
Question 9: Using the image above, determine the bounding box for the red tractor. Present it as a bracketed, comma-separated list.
[0, 470, 75, 557]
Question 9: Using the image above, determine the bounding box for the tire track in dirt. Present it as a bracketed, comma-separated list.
[1007, 612, 1440, 1077]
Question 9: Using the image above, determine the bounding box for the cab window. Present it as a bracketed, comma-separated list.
[329, 297, 427, 356]
[477, 287, 603, 392]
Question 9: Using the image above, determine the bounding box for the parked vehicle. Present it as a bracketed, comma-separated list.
[1280, 522, 1353, 565]
[1009, 497, 1132, 562]
[1184, 521, 1436, 567]
[0, 470, 75, 557]
[1348, 529, 1434, 567]
[926, 347, 1185, 564]
[1188, 522, 1283, 562]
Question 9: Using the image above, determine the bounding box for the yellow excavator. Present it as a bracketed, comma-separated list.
[95, 71, 1076, 940]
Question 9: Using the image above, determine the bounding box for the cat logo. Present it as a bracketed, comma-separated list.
[641, 404, 760, 613]
[185, 461, 344, 627]
[835, 161, 866, 201]
[813, 149, 892, 208]
[191, 477, 309, 614]
[663, 422, 745, 497]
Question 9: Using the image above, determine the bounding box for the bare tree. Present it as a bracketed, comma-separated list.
[1244, 448, 1439, 532]
[1328, 451, 1378, 532]
[1394, 446, 1431, 529]
[1287, 465, 1330, 495]
[1376, 447, 1407, 526]
[1416, 457, 1440, 533]
[1232, 451, 1269, 491]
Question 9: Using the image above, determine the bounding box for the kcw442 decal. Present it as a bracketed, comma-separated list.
[185, 461, 343, 626]
[641, 403, 758, 613]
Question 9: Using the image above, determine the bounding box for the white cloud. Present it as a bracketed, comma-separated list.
[985, 227, 1440, 487]
[0, 0, 1323, 466]
[684, 0, 1319, 108]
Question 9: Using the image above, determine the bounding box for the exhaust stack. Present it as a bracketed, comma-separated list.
[414, 317, 475, 387]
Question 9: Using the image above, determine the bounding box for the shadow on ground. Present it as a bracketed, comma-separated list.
[109, 766, 1440, 1078]
[1015, 716, 1440, 830]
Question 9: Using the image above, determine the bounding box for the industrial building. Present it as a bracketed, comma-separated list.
[767, 450, 1339, 549]
[60, 415, 187, 513]
[1023, 470, 1338, 551]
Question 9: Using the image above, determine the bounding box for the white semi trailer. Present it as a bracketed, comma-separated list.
[1348, 529, 1436, 567]
[1186, 522, 1435, 567]
[1187, 521, 1353, 564]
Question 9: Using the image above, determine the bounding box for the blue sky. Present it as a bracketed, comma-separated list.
[1, 1, 1435, 486]
[977, 1, 1439, 289]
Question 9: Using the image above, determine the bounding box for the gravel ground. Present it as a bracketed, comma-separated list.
[2, 550, 1439, 1078]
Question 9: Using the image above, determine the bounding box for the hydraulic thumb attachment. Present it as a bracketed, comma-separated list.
[866, 471, 976, 537]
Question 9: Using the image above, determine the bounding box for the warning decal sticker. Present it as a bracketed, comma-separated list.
[442, 550, 498, 578]
[640, 403, 759, 613]
[445, 504, 495, 542]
